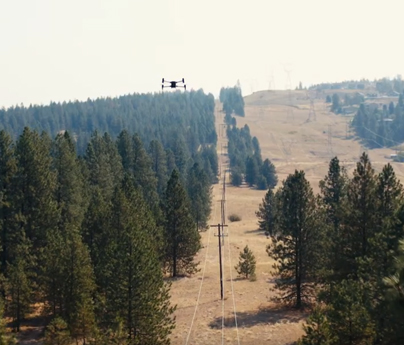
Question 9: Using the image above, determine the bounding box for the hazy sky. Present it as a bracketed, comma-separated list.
[1, 0, 403, 108]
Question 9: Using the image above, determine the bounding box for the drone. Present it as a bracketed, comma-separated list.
[162, 78, 186, 90]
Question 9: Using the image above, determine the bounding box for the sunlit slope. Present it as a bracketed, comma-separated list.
[241, 90, 404, 192]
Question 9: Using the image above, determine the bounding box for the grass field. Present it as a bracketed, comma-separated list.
[169, 90, 404, 345]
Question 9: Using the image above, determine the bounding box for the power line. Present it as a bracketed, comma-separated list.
[184, 199, 216, 345]
[225, 171, 241, 345]
[184, 106, 223, 344]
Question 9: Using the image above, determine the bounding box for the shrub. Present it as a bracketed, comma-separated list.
[228, 214, 241, 222]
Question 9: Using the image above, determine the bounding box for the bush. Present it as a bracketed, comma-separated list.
[228, 214, 241, 222]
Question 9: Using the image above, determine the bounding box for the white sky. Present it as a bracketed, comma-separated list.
[0, 0, 403, 108]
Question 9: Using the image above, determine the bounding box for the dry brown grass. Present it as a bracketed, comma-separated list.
[169, 90, 404, 345]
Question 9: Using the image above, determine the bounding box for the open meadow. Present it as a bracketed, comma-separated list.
[169, 90, 404, 345]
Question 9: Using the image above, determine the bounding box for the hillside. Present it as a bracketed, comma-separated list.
[169, 89, 404, 345]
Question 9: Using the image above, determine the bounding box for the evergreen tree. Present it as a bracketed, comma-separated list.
[104, 177, 175, 343]
[326, 280, 376, 344]
[13, 127, 58, 250]
[52, 131, 85, 232]
[342, 153, 378, 278]
[41, 227, 96, 343]
[331, 94, 340, 113]
[149, 140, 168, 197]
[256, 175, 268, 190]
[256, 188, 276, 236]
[261, 158, 278, 188]
[163, 170, 201, 277]
[131, 133, 159, 209]
[116, 130, 134, 174]
[85, 131, 123, 200]
[319, 157, 348, 284]
[165, 148, 177, 176]
[0, 299, 16, 344]
[235, 245, 256, 280]
[245, 156, 259, 187]
[230, 168, 243, 187]
[187, 163, 212, 231]
[298, 307, 333, 345]
[7, 240, 33, 332]
[44, 317, 71, 345]
[266, 170, 323, 308]
[0, 130, 17, 273]
[385, 239, 404, 311]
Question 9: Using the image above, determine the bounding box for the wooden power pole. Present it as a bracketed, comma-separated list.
[211, 223, 228, 300]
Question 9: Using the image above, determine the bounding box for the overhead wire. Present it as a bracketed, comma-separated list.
[223, 168, 241, 345]
[184, 174, 218, 345]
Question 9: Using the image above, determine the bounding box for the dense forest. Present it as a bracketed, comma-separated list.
[0, 90, 217, 156]
[0, 90, 218, 344]
[257, 154, 404, 344]
[326, 92, 365, 114]
[310, 76, 404, 93]
[351, 95, 404, 148]
[219, 84, 245, 117]
[224, 115, 277, 190]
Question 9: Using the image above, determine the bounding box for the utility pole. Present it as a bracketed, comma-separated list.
[220, 171, 227, 246]
[211, 223, 228, 300]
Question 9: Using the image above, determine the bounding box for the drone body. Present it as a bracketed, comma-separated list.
[162, 78, 186, 90]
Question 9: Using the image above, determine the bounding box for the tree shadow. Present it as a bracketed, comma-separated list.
[209, 305, 307, 329]
[226, 277, 244, 282]
[244, 229, 267, 236]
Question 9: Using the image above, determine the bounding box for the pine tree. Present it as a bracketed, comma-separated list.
[52, 131, 85, 232]
[64, 231, 96, 344]
[326, 280, 376, 344]
[13, 127, 58, 251]
[256, 175, 267, 190]
[0, 298, 16, 344]
[385, 240, 404, 311]
[298, 307, 333, 345]
[187, 163, 212, 231]
[319, 157, 348, 285]
[163, 170, 201, 277]
[171, 135, 190, 178]
[267, 170, 322, 308]
[261, 159, 278, 188]
[342, 153, 378, 278]
[131, 134, 159, 210]
[116, 130, 134, 173]
[149, 140, 168, 197]
[165, 148, 177, 176]
[7, 240, 33, 332]
[41, 228, 96, 343]
[256, 188, 276, 236]
[44, 317, 71, 345]
[245, 156, 259, 187]
[0, 130, 17, 273]
[230, 167, 243, 187]
[85, 131, 123, 200]
[235, 246, 256, 280]
[103, 177, 175, 344]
